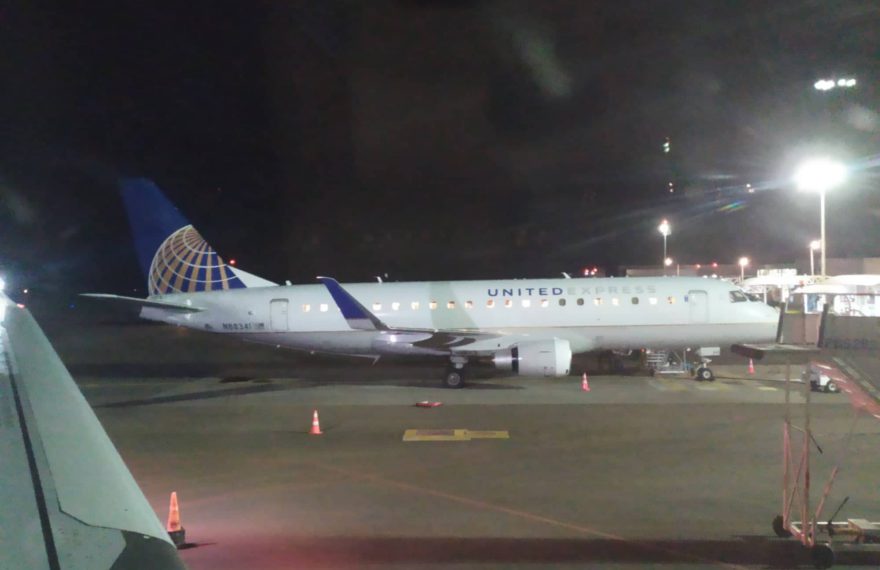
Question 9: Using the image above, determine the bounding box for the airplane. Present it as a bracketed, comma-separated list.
[85, 179, 780, 388]
[0, 286, 187, 569]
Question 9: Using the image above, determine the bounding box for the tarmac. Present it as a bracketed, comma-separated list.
[40, 309, 880, 569]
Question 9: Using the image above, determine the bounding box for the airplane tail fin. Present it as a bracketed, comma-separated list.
[120, 179, 275, 295]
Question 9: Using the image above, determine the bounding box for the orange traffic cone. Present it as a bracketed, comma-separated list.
[581, 372, 590, 392]
[166, 491, 186, 547]
[310, 409, 323, 435]
[748, 358, 755, 375]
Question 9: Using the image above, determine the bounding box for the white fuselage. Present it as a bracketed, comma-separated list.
[140, 277, 779, 357]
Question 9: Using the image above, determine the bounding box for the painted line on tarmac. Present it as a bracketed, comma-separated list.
[403, 429, 510, 442]
[306, 460, 747, 570]
[757, 386, 778, 391]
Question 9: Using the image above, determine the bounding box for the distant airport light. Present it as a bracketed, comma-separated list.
[695, 264, 701, 269]
[658, 220, 671, 274]
[663, 138, 671, 153]
[229, 259, 237, 266]
[738, 257, 749, 281]
[664, 257, 673, 267]
[814, 78, 856, 91]
[22, 288, 28, 294]
[657, 220, 670, 237]
[711, 262, 718, 268]
[809, 239, 821, 276]
[746, 183, 754, 193]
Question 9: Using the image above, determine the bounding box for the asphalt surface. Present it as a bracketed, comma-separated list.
[41, 312, 880, 569]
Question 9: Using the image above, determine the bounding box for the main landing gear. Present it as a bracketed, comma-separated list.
[694, 364, 715, 382]
[443, 356, 468, 389]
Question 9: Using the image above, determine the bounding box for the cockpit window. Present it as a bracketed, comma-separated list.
[729, 290, 748, 303]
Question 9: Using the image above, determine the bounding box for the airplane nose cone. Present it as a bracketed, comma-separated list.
[758, 304, 780, 339]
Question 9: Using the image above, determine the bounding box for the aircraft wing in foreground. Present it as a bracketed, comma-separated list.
[0, 292, 187, 569]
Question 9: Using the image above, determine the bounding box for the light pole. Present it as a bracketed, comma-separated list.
[658, 219, 671, 274]
[794, 158, 847, 277]
[738, 257, 749, 282]
[809, 240, 820, 276]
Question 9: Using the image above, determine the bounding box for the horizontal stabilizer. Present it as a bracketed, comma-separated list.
[80, 293, 203, 312]
[316, 276, 388, 331]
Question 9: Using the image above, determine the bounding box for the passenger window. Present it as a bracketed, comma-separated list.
[631, 297, 639, 305]
[411, 301, 420, 310]
[594, 298, 603, 306]
[667, 296, 675, 304]
[522, 299, 531, 308]
[429, 301, 437, 310]
[465, 300, 473, 309]
[487, 299, 495, 308]
[391, 302, 400, 311]
[302, 304, 311, 312]
[447, 301, 456, 309]
[504, 299, 513, 308]
[577, 298, 584, 306]
[729, 291, 748, 303]
[319, 303, 328, 312]
[372, 302, 382, 311]
[559, 298, 566, 307]
[649, 297, 658, 305]
[611, 298, 619, 306]
[540, 299, 549, 308]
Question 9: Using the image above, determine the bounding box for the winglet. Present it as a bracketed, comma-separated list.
[317, 276, 387, 331]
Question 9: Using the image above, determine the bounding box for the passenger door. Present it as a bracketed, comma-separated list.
[270, 299, 289, 331]
[688, 290, 709, 323]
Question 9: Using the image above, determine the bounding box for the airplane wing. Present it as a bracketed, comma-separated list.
[0, 293, 187, 569]
[317, 276, 519, 354]
[81, 293, 204, 313]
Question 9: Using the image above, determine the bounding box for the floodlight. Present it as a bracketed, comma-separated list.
[657, 220, 670, 236]
[794, 158, 847, 193]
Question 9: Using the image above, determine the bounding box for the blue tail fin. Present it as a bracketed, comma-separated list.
[120, 179, 249, 295]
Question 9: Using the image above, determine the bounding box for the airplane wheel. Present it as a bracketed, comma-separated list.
[443, 368, 466, 389]
[772, 515, 791, 538]
[697, 367, 715, 382]
[811, 543, 834, 569]
[825, 381, 839, 394]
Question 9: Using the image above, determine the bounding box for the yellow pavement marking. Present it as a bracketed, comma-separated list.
[466, 430, 510, 440]
[403, 429, 468, 442]
[402, 429, 509, 442]
[758, 386, 778, 391]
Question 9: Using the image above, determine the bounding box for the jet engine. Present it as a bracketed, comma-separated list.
[493, 338, 572, 377]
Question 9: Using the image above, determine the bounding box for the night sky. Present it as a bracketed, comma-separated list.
[1, 1, 879, 297]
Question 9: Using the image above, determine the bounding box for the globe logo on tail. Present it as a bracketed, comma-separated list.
[148, 225, 245, 295]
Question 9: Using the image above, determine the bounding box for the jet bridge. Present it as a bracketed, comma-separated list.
[734, 304, 880, 568]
